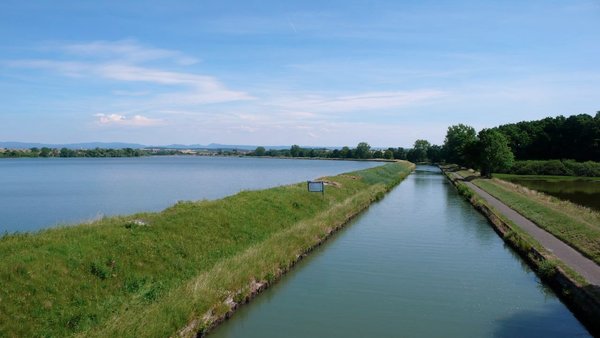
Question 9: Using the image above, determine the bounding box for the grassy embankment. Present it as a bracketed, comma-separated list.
[471, 178, 600, 265]
[494, 173, 600, 182]
[0, 161, 414, 337]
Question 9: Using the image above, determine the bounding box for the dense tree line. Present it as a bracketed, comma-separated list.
[249, 141, 448, 164]
[441, 112, 600, 177]
[494, 112, 600, 161]
[249, 143, 413, 161]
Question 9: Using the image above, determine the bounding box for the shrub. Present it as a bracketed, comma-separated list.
[456, 184, 473, 199]
[538, 259, 557, 279]
[503, 159, 600, 177]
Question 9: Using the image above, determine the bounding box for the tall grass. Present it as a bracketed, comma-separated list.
[0, 161, 414, 337]
[473, 178, 600, 264]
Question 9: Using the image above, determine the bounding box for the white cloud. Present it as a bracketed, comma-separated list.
[7, 41, 253, 106]
[3, 40, 448, 143]
[271, 90, 446, 114]
[95, 113, 163, 127]
[112, 90, 150, 96]
[95, 64, 254, 104]
[60, 39, 199, 65]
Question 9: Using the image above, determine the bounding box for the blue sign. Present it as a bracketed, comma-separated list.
[307, 181, 324, 193]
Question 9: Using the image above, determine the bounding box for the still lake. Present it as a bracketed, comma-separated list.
[0, 156, 380, 233]
[500, 176, 600, 211]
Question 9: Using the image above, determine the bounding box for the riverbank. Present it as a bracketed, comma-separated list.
[0, 161, 414, 337]
[472, 178, 600, 264]
[494, 173, 600, 182]
[441, 166, 600, 336]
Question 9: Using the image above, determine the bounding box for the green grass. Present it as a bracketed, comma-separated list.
[472, 178, 600, 265]
[494, 173, 600, 182]
[0, 161, 414, 337]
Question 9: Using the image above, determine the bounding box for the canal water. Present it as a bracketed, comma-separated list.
[209, 166, 590, 337]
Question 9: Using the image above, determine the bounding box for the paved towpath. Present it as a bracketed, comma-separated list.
[450, 172, 600, 286]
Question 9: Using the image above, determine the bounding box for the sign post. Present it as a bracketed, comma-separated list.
[307, 181, 325, 197]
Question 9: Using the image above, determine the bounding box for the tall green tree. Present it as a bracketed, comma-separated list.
[39, 147, 52, 157]
[393, 147, 407, 160]
[340, 146, 353, 158]
[410, 139, 430, 163]
[427, 144, 443, 163]
[254, 146, 266, 156]
[477, 129, 514, 178]
[290, 145, 301, 157]
[443, 124, 477, 166]
[355, 142, 371, 159]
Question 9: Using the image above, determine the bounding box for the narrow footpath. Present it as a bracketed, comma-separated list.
[452, 172, 600, 286]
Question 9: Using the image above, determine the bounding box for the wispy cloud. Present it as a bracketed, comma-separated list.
[6, 40, 254, 111]
[94, 113, 163, 127]
[59, 39, 199, 65]
[271, 90, 446, 114]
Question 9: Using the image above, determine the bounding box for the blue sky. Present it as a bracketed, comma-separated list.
[1, 0, 599, 147]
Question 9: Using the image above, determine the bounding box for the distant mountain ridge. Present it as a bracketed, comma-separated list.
[0, 142, 296, 151]
[0, 142, 146, 149]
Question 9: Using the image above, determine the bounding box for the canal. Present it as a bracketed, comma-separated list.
[209, 165, 590, 337]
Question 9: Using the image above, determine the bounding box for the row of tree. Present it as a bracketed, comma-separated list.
[254, 113, 600, 175]
[251, 143, 386, 160]
[440, 112, 600, 176]
[0, 147, 150, 158]
[495, 112, 600, 162]
[250, 143, 423, 161]
[249, 140, 450, 164]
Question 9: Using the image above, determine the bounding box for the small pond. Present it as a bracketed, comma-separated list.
[502, 176, 600, 211]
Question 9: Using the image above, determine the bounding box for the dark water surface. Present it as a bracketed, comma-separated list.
[502, 177, 600, 211]
[209, 165, 590, 338]
[0, 157, 380, 232]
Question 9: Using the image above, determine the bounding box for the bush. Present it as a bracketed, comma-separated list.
[456, 184, 473, 199]
[538, 259, 557, 279]
[502, 159, 600, 177]
[563, 160, 600, 177]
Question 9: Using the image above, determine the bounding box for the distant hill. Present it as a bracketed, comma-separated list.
[0, 142, 296, 151]
[0, 142, 146, 149]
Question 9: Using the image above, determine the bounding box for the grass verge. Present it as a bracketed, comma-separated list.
[471, 178, 600, 265]
[0, 161, 414, 337]
[494, 173, 600, 182]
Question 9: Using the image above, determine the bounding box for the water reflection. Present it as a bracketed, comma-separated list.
[503, 177, 600, 211]
[494, 304, 590, 338]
